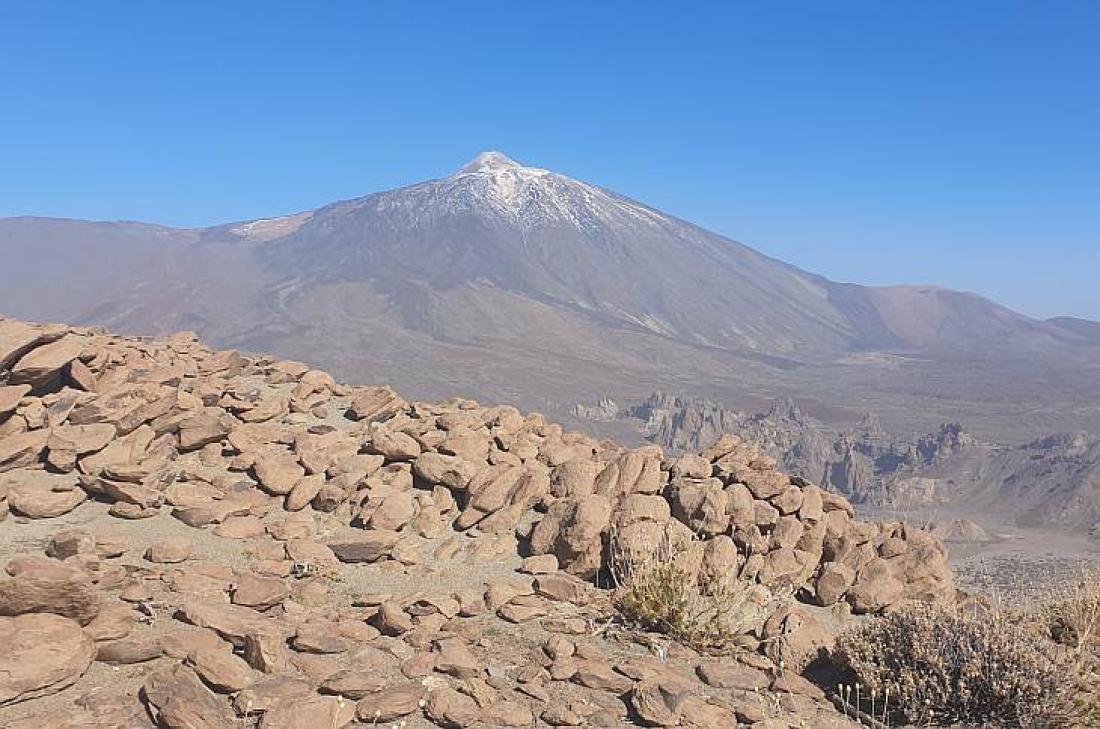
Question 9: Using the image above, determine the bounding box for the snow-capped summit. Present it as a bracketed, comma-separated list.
[446, 150, 558, 213]
[454, 150, 530, 176]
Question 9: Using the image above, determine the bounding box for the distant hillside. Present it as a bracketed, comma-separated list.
[2, 152, 1100, 442]
[1048, 316, 1100, 343]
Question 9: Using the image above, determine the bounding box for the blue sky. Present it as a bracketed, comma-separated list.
[1, 2, 1097, 320]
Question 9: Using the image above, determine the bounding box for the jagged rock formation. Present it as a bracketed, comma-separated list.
[571, 397, 619, 422]
[596, 391, 1100, 537]
[0, 316, 955, 727]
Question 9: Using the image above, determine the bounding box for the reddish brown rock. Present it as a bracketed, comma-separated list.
[434, 637, 481, 679]
[0, 429, 49, 472]
[177, 600, 285, 648]
[848, 558, 905, 613]
[187, 645, 257, 692]
[234, 676, 314, 714]
[232, 574, 290, 610]
[695, 661, 769, 690]
[0, 384, 30, 420]
[46, 528, 97, 560]
[630, 680, 685, 727]
[319, 670, 387, 700]
[7, 482, 86, 518]
[365, 424, 421, 461]
[0, 557, 100, 624]
[8, 334, 85, 391]
[259, 694, 357, 728]
[95, 637, 164, 665]
[328, 530, 400, 563]
[814, 561, 856, 606]
[413, 452, 476, 489]
[0, 321, 66, 374]
[141, 662, 234, 728]
[253, 455, 305, 496]
[425, 687, 480, 728]
[285, 473, 325, 511]
[145, 537, 194, 564]
[347, 386, 406, 423]
[0, 613, 95, 706]
[355, 684, 425, 722]
[178, 413, 230, 451]
[529, 495, 612, 579]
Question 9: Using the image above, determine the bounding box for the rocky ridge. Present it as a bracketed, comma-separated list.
[600, 391, 1100, 538]
[0, 316, 954, 727]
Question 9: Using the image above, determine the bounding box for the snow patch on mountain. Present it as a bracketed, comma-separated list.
[438, 150, 669, 232]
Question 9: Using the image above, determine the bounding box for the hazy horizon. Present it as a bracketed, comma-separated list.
[1, 2, 1097, 320]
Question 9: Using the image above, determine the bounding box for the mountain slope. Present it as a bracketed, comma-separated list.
[256, 151, 854, 355]
[252, 151, 1089, 358]
[1, 151, 1099, 439]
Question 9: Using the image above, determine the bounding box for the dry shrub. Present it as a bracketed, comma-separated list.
[609, 529, 785, 654]
[834, 603, 1087, 727]
[1037, 569, 1100, 724]
[1040, 568, 1100, 657]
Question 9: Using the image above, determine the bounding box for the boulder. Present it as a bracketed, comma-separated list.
[178, 414, 230, 451]
[253, 455, 305, 495]
[668, 478, 729, 535]
[232, 574, 290, 610]
[0, 429, 49, 472]
[630, 680, 685, 727]
[813, 562, 856, 606]
[8, 334, 85, 391]
[529, 495, 612, 579]
[0, 384, 30, 420]
[0, 613, 95, 706]
[328, 530, 401, 563]
[366, 425, 422, 461]
[187, 645, 257, 693]
[695, 661, 769, 690]
[145, 537, 194, 564]
[0, 321, 66, 373]
[848, 558, 905, 613]
[177, 600, 285, 648]
[424, 687, 481, 729]
[355, 684, 425, 722]
[141, 662, 234, 728]
[8, 482, 86, 518]
[0, 557, 100, 624]
[551, 459, 599, 498]
[346, 386, 406, 422]
[260, 694, 357, 728]
[412, 452, 476, 489]
[319, 670, 387, 700]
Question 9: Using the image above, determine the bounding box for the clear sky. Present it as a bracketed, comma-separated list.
[1, 2, 1097, 320]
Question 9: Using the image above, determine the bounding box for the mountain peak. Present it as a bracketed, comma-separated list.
[454, 150, 526, 176]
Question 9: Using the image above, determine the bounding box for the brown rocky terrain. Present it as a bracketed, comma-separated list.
[0, 316, 959, 728]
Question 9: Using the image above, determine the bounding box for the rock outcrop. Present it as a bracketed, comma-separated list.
[0, 316, 956, 727]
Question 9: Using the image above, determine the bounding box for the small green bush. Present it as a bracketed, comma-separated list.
[834, 604, 1086, 727]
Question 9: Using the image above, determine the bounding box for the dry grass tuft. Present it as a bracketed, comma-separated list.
[1036, 568, 1100, 726]
[608, 529, 785, 655]
[1039, 567, 1100, 657]
[834, 602, 1090, 727]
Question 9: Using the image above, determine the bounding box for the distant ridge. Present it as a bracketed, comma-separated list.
[1, 151, 1099, 441]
